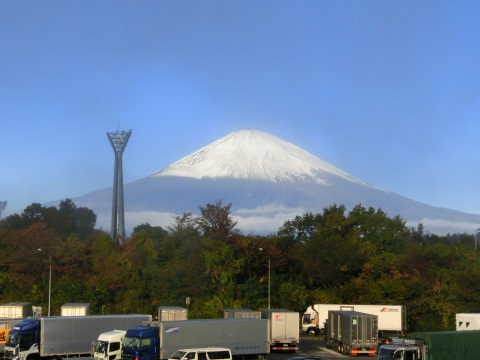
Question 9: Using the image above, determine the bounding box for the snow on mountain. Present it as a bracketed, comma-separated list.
[151, 130, 370, 187]
[67, 129, 480, 236]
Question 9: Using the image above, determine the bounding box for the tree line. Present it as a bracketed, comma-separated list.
[1, 199, 479, 332]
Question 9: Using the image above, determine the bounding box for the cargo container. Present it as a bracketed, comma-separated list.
[302, 303, 404, 336]
[223, 309, 261, 319]
[61, 303, 90, 316]
[0, 303, 33, 319]
[259, 309, 299, 352]
[121, 318, 269, 360]
[456, 313, 480, 331]
[158, 307, 187, 321]
[325, 310, 378, 356]
[4, 314, 152, 360]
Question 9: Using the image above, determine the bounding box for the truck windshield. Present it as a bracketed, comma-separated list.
[6, 333, 20, 347]
[123, 336, 140, 348]
[169, 351, 187, 360]
[303, 314, 311, 324]
[404, 350, 417, 360]
[378, 349, 395, 360]
[94, 340, 108, 353]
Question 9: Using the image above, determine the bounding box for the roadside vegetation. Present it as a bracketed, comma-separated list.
[1, 199, 479, 332]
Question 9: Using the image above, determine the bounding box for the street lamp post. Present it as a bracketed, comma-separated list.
[48, 256, 51, 316]
[259, 248, 270, 310]
[37, 249, 52, 316]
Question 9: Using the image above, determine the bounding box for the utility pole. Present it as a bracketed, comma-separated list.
[37, 249, 52, 316]
[258, 248, 271, 310]
[107, 129, 132, 245]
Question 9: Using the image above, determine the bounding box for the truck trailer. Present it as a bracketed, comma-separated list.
[259, 309, 299, 352]
[325, 310, 378, 356]
[0, 303, 33, 319]
[158, 307, 187, 321]
[61, 303, 90, 316]
[121, 318, 269, 360]
[409, 330, 480, 360]
[377, 331, 480, 360]
[456, 313, 480, 331]
[4, 314, 152, 360]
[302, 304, 404, 336]
[224, 309, 261, 319]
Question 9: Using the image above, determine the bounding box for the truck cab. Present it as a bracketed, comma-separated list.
[377, 345, 421, 360]
[301, 306, 321, 335]
[121, 326, 159, 360]
[377, 338, 423, 360]
[4, 318, 40, 360]
[93, 330, 126, 360]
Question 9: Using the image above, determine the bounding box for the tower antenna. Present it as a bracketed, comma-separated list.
[107, 129, 132, 245]
[0, 201, 7, 221]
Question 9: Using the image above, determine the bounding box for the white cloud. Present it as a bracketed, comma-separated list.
[233, 203, 306, 234]
[406, 218, 480, 235]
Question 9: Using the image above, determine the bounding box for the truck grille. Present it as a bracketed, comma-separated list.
[5, 350, 14, 360]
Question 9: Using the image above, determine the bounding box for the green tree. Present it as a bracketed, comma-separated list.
[197, 201, 240, 240]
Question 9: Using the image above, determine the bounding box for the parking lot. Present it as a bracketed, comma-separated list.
[268, 336, 373, 360]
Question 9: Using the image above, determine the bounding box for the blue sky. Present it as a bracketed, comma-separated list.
[2, 1, 480, 222]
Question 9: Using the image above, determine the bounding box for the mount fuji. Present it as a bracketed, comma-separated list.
[72, 130, 480, 235]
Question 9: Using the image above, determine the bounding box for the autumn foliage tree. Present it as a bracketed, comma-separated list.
[1, 199, 480, 331]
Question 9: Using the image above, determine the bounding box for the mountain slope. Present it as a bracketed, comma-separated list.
[72, 130, 480, 235]
[152, 130, 370, 186]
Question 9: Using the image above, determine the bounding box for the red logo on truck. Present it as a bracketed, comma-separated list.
[380, 308, 400, 312]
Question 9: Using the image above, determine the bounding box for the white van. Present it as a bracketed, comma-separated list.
[168, 348, 232, 360]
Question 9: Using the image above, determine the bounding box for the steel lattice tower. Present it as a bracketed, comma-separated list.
[107, 130, 132, 245]
[0, 201, 6, 221]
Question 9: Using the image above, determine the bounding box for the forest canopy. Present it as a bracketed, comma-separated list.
[1, 199, 479, 332]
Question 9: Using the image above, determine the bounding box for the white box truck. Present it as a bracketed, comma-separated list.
[302, 304, 405, 336]
[260, 309, 299, 352]
[5, 314, 152, 360]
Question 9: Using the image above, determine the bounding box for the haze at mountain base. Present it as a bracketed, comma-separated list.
[69, 130, 480, 236]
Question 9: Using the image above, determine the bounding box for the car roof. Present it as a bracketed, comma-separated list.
[380, 345, 419, 350]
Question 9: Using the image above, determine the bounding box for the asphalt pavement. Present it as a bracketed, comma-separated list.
[267, 336, 372, 360]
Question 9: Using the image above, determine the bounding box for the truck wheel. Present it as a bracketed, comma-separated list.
[308, 329, 317, 336]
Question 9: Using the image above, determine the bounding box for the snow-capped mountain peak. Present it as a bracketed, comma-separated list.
[151, 130, 369, 186]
